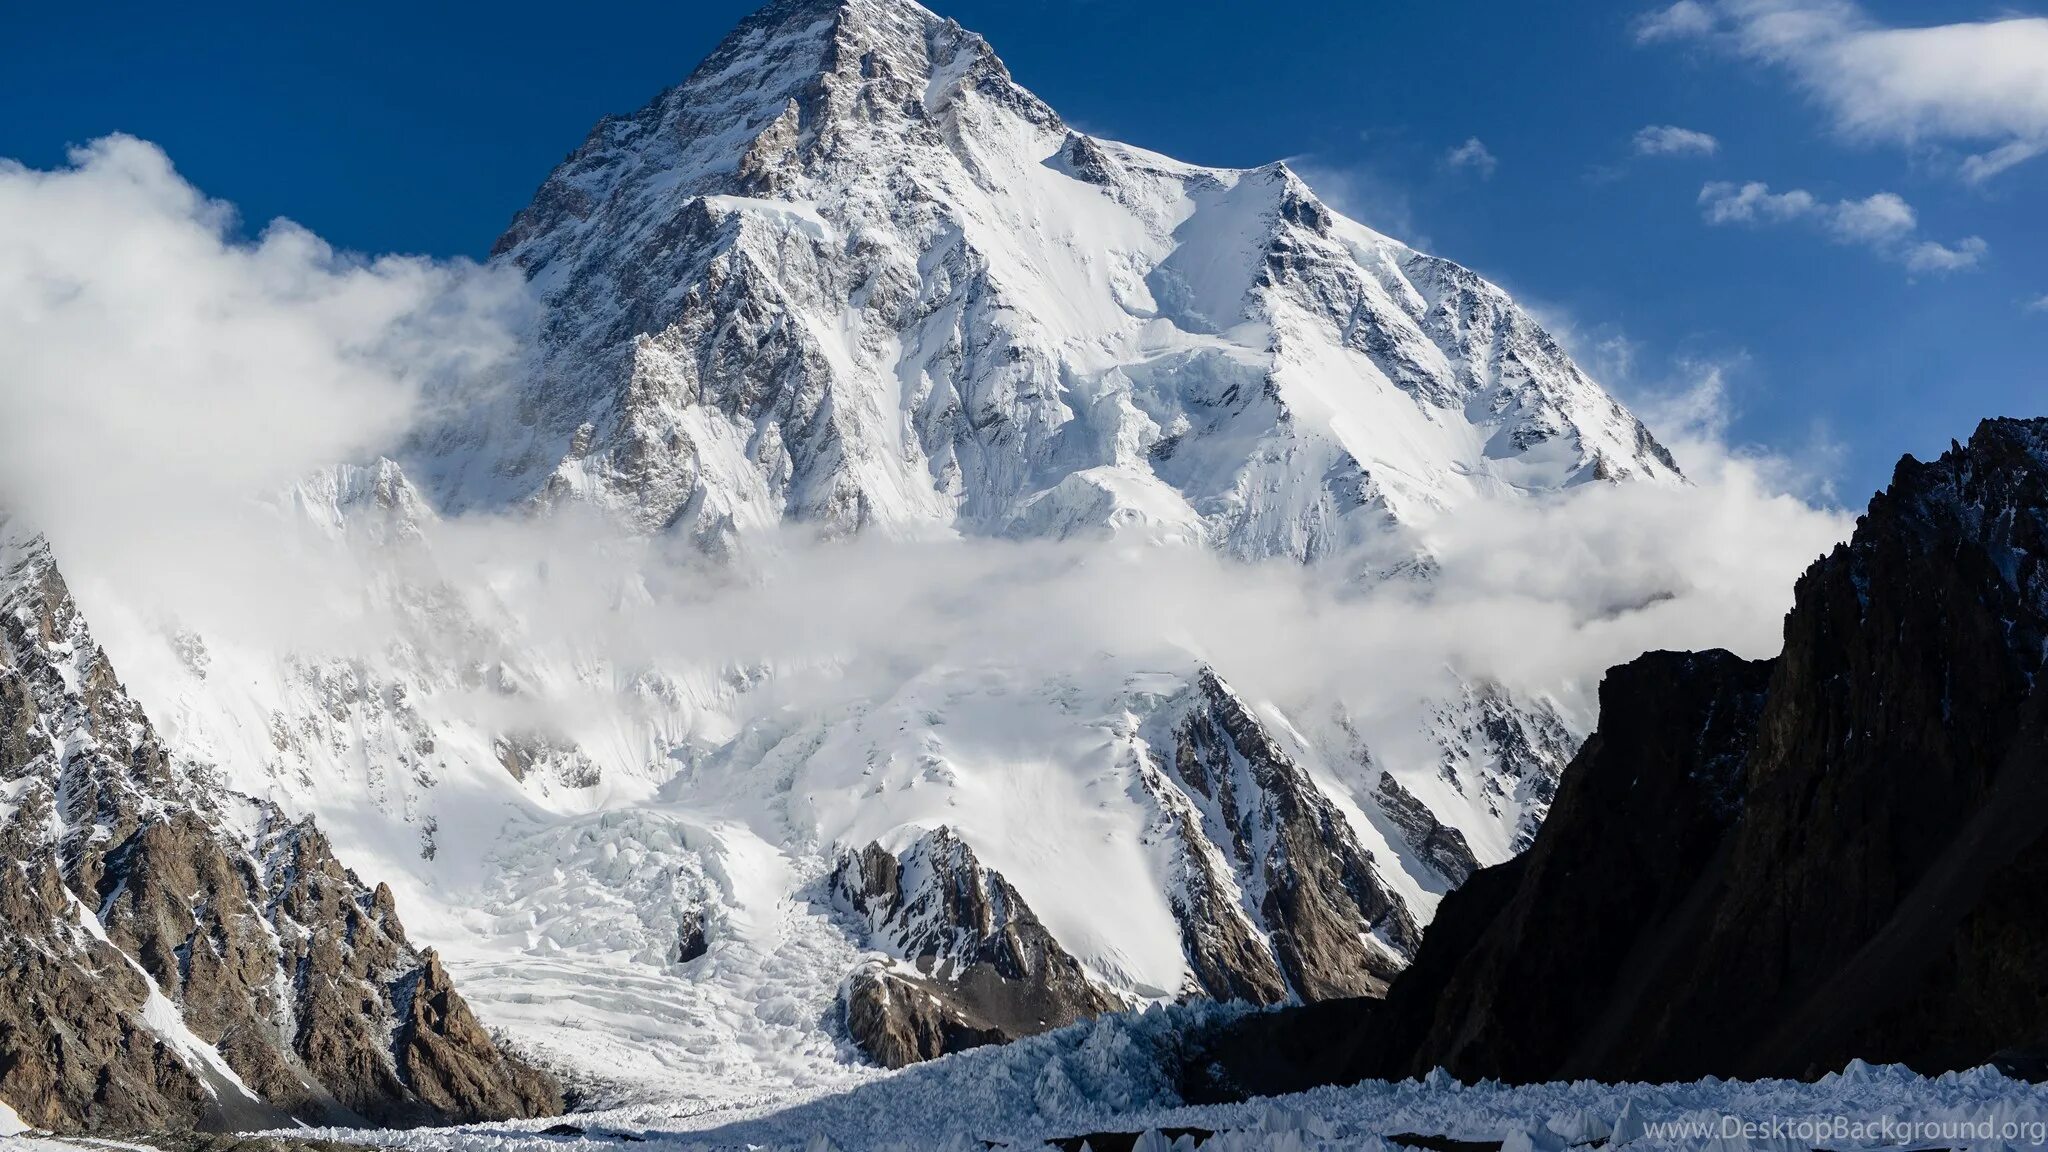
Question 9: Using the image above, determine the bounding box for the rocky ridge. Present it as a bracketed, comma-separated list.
[0, 527, 561, 1132]
[830, 827, 1114, 1067]
[1148, 671, 1418, 1001]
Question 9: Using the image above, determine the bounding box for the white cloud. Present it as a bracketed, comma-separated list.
[1634, 0, 1718, 43]
[1902, 236, 1988, 274]
[1634, 124, 1723, 156]
[1, 135, 1855, 810]
[1698, 180, 1817, 224]
[1698, 180, 1983, 273]
[1444, 137, 1499, 178]
[1635, 0, 2048, 181]
[1826, 190, 1915, 243]
[2027, 294, 2048, 314]
[1632, 357, 1846, 504]
[1958, 139, 2047, 183]
[0, 135, 527, 628]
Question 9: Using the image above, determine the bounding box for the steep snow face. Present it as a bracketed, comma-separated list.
[409, 0, 1677, 560]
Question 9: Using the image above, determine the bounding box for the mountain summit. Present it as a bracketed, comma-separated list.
[413, 0, 1678, 559]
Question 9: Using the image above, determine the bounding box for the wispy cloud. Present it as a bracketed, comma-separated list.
[1443, 137, 1498, 178]
[1826, 189, 1915, 244]
[1699, 181, 1820, 225]
[1901, 237, 1988, 275]
[1634, 125, 1722, 156]
[2022, 294, 2048, 314]
[1634, 0, 2048, 181]
[1288, 154, 1431, 247]
[1698, 180, 1984, 273]
[1634, 0, 1717, 43]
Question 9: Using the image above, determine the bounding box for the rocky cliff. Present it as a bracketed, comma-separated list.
[1149, 671, 1419, 1001]
[0, 529, 561, 1132]
[830, 827, 1114, 1066]
[1191, 416, 2048, 1092]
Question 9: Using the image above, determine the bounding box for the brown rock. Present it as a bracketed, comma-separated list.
[1159, 670, 1416, 1000]
[831, 827, 1115, 1067]
[0, 532, 563, 1132]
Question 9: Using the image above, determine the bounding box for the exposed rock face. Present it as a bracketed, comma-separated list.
[1134, 756, 1291, 1007]
[1195, 417, 2048, 1090]
[831, 827, 1114, 1067]
[1149, 671, 1420, 1001]
[1422, 680, 1577, 855]
[493, 731, 602, 790]
[1642, 417, 2048, 1081]
[1374, 774, 1479, 887]
[0, 530, 561, 1132]
[1362, 648, 1773, 1084]
[674, 909, 709, 964]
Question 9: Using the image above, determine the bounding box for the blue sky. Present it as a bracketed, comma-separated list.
[4, 0, 2041, 500]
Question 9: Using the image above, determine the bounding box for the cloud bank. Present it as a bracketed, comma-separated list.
[0, 136, 1854, 755]
[0, 136, 527, 637]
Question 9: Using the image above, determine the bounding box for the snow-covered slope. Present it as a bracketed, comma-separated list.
[54, 0, 1666, 1109]
[411, 0, 1677, 560]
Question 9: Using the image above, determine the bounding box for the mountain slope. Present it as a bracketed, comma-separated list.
[0, 527, 561, 1132]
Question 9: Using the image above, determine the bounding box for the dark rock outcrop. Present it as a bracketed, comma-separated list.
[1152, 671, 1419, 1001]
[674, 909, 709, 964]
[1363, 648, 1773, 1084]
[1374, 774, 1480, 886]
[1137, 764, 1292, 1007]
[1191, 417, 2048, 1091]
[493, 730, 602, 789]
[830, 827, 1114, 1067]
[0, 531, 561, 1132]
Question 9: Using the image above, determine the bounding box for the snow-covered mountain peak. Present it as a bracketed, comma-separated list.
[35, 1, 1711, 1102]
[412, 0, 1679, 558]
[491, 0, 1041, 269]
